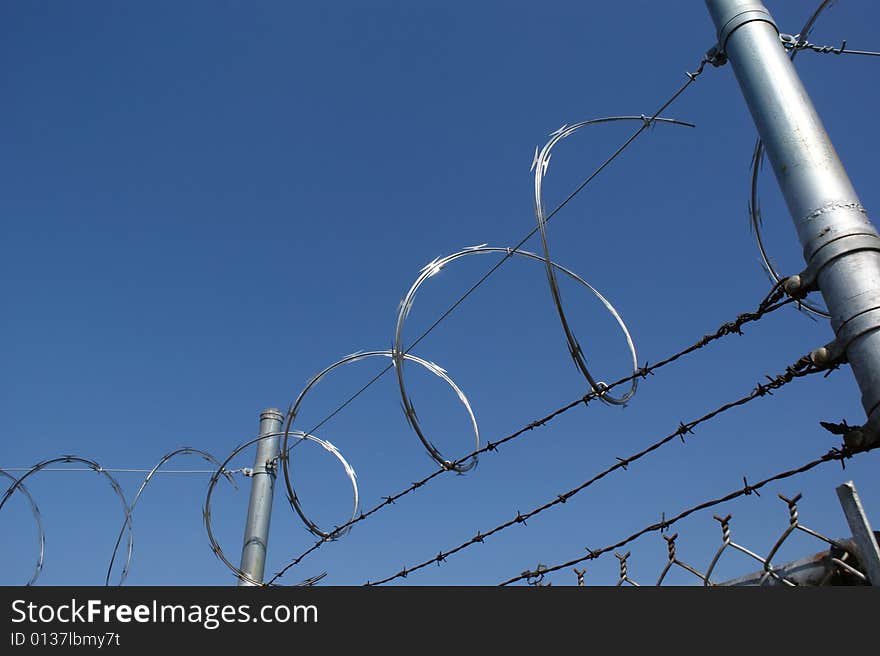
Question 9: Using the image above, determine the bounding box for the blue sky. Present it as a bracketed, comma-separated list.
[3, 1, 880, 586]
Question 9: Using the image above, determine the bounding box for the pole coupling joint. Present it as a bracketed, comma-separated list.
[781, 228, 880, 303]
[712, 3, 778, 57]
[803, 229, 880, 288]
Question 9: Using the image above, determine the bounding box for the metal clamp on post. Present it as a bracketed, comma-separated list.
[856, 412, 880, 451]
[712, 2, 778, 56]
[835, 305, 880, 363]
[804, 229, 880, 287]
[781, 229, 880, 301]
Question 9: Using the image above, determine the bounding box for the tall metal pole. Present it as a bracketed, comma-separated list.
[238, 407, 283, 586]
[705, 0, 880, 442]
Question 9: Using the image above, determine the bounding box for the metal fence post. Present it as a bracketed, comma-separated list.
[237, 408, 283, 586]
[705, 0, 880, 441]
[836, 481, 880, 585]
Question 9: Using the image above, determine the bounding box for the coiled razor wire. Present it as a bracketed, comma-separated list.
[4, 50, 724, 585]
[395, 245, 638, 432]
[0, 469, 45, 586]
[107, 447, 236, 586]
[0, 456, 133, 586]
[748, 0, 868, 319]
[204, 430, 356, 585]
[532, 116, 694, 404]
[284, 350, 479, 482]
[268, 282, 794, 584]
[261, 61, 717, 576]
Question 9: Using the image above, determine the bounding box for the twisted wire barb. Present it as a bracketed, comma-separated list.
[365, 350, 828, 586]
[501, 441, 872, 586]
[781, 33, 880, 57]
[267, 283, 792, 584]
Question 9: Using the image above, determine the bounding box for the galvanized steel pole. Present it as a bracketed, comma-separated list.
[238, 408, 283, 586]
[706, 0, 880, 441]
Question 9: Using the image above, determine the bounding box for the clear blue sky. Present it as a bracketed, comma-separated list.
[2, 1, 879, 586]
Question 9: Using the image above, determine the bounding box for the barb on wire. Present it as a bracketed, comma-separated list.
[0, 469, 45, 586]
[502, 438, 874, 586]
[364, 350, 829, 586]
[0, 456, 133, 586]
[780, 33, 880, 57]
[267, 281, 794, 584]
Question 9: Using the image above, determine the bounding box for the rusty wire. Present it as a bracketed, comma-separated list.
[561, 491, 870, 586]
[502, 441, 875, 586]
[363, 349, 831, 586]
[267, 282, 794, 584]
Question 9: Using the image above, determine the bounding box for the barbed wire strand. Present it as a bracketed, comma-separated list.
[782, 34, 880, 57]
[363, 350, 832, 585]
[501, 442, 874, 586]
[290, 50, 717, 445]
[267, 282, 795, 584]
